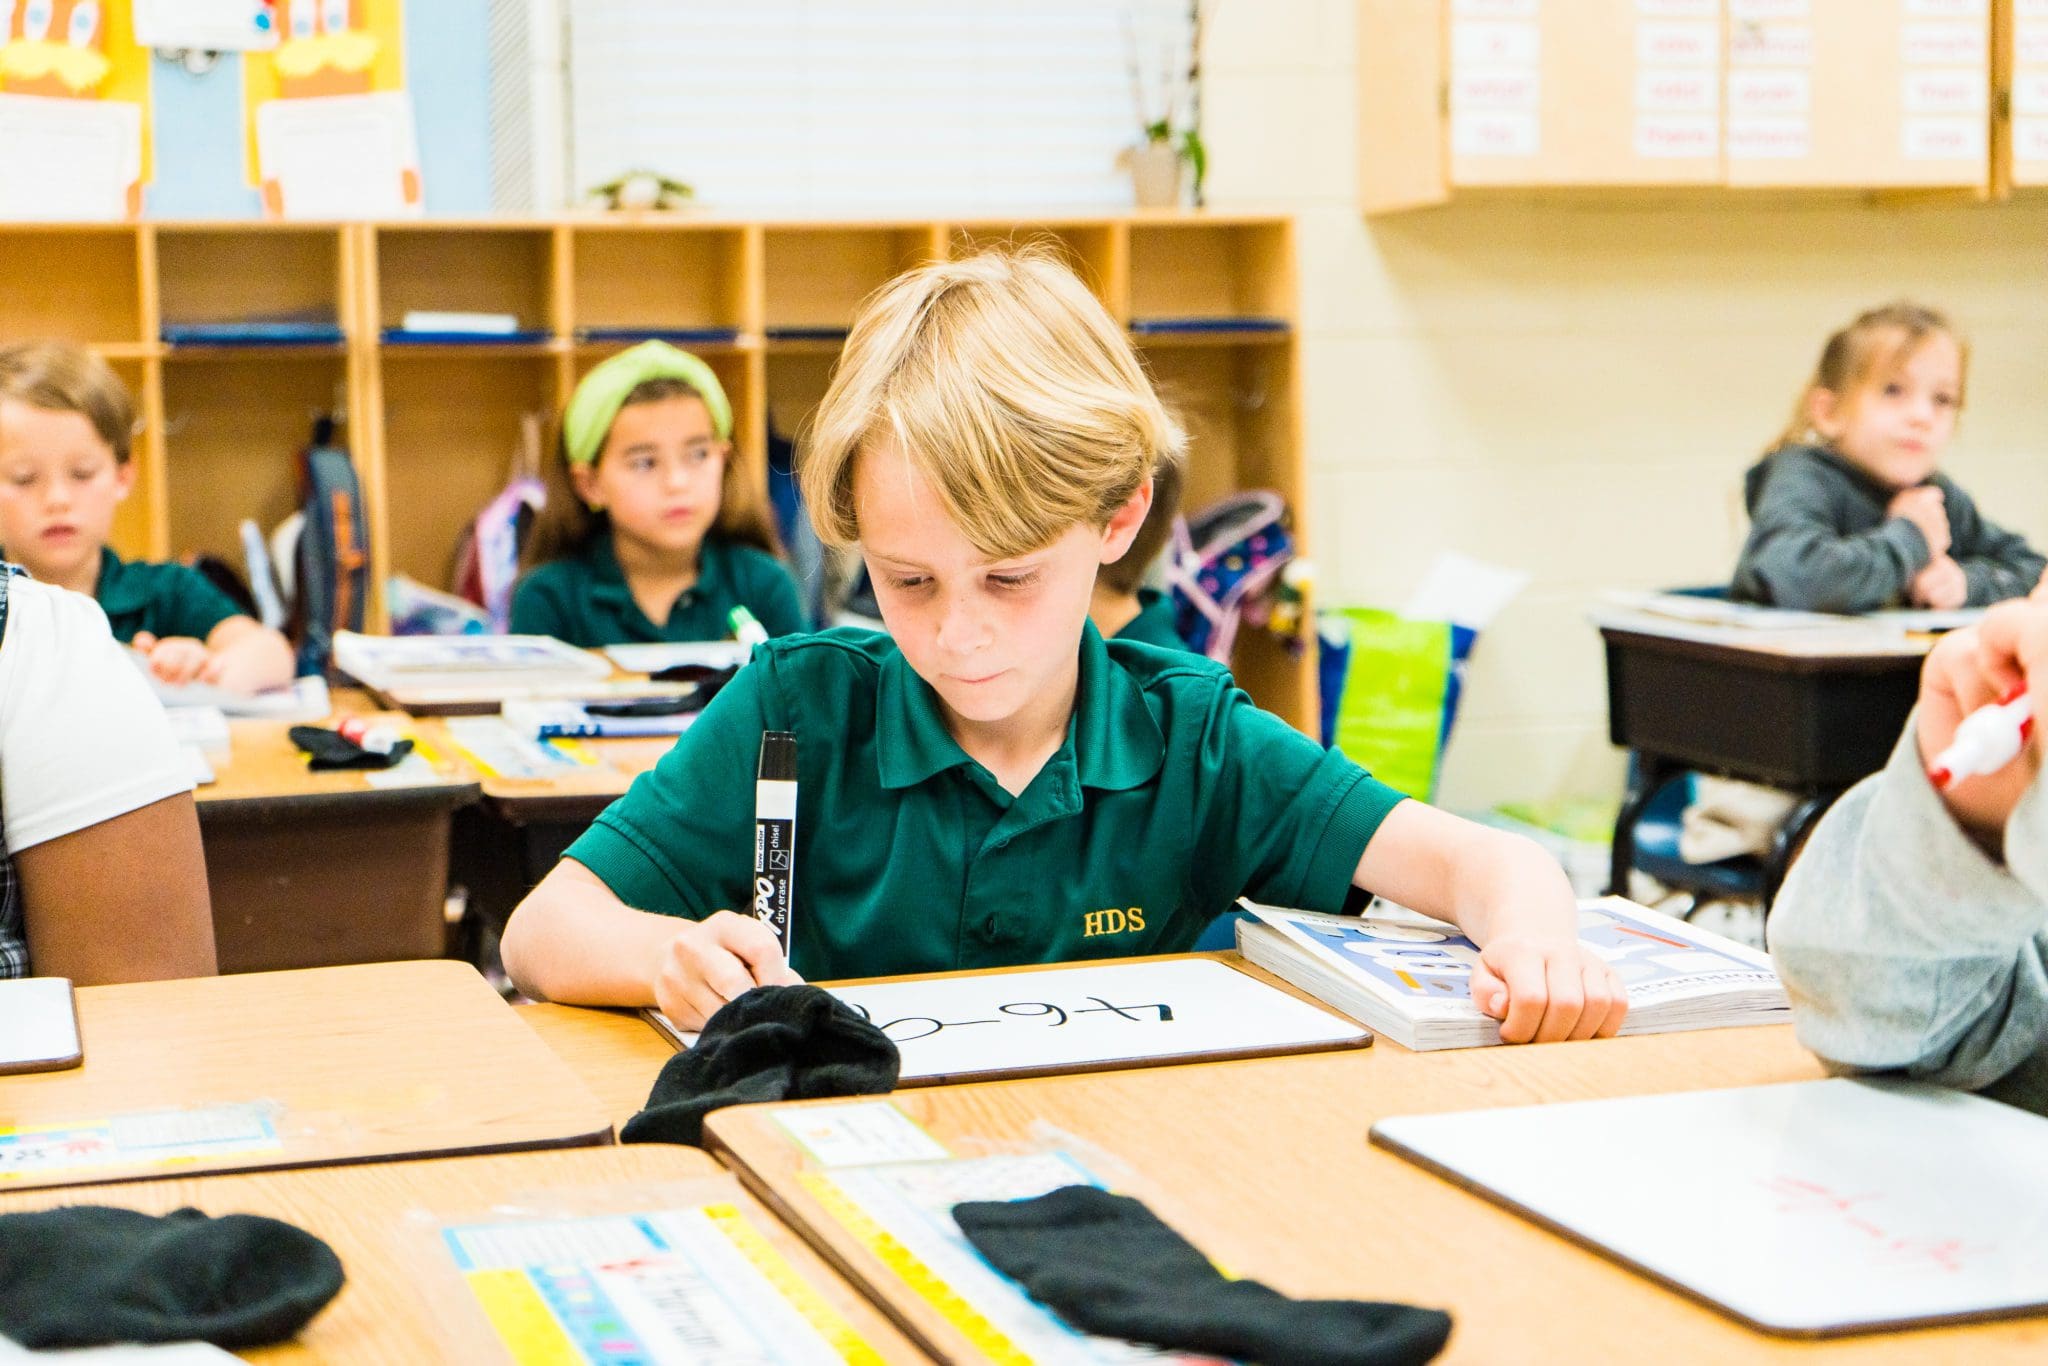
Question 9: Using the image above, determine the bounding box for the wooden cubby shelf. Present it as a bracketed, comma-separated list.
[4, 212, 1312, 732]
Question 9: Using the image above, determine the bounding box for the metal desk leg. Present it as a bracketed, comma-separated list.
[1608, 752, 1683, 898]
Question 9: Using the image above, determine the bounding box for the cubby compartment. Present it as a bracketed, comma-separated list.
[371, 226, 556, 345]
[156, 226, 347, 349]
[1139, 341, 1308, 727]
[105, 356, 157, 560]
[160, 353, 348, 566]
[570, 223, 754, 346]
[762, 226, 942, 345]
[947, 221, 1125, 315]
[0, 227, 142, 346]
[1129, 221, 1294, 338]
[377, 356, 555, 588]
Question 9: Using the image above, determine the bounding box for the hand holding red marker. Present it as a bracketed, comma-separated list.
[1928, 687, 2034, 791]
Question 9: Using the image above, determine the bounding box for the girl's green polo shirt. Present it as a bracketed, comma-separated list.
[509, 534, 807, 648]
[92, 548, 245, 645]
[565, 623, 1406, 981]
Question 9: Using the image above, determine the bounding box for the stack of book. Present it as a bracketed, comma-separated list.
[1237, 895, 1788, 1050]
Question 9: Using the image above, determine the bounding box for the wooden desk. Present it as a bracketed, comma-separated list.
[705, 1022, 2045, 1361]
[1599, 625, 1927, 904]
[0, 1146, 928, 1363]
[0, 961, 610, 1190]
[196, 703, 480, 972]
[519, 1001, 673, 1128]
[434, 723, 672, 949]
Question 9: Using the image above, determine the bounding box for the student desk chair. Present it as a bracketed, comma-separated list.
[1600, 624, 1926, 911]
[196, 703, 480, 972]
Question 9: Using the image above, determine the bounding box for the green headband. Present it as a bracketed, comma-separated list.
[563, 340, 732, 466]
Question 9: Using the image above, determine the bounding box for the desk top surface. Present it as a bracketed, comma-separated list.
[195, 695, 480, 808]
[519, 1001, 673, 1126]
[0, 1145, 927, 1364]
[704, 1019, 2046, 1362]
[0, 961, 611, 1189]
[417, 719, 670, 811]
[1597, 620, 1936, 666]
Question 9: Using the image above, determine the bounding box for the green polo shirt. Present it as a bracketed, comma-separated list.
[566, 623, 1406, 980]
[92, 548, 244, 645]
[509, 533, 807, 649]
[1114, 587, 1190, 651]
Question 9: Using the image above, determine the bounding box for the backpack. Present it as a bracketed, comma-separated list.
[1164, 490, 1297, 664]
[291, 417, 369, 676]
[450, 414, 545, 632]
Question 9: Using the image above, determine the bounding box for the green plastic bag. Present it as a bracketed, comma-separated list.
[1329, 608, 1453, 801]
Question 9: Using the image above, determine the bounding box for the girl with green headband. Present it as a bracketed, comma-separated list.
[511, 341, 806, 649]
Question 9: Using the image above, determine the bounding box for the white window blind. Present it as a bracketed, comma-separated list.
[565, 0, 1194, 212]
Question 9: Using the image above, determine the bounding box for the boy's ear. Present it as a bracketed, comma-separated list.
[568, 461, 603, 510]
[1099, 477, 1154, 565]
[112, 460, 136, 503]
[1806, 387, 1844, 440]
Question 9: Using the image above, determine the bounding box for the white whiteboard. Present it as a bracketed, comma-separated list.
[653, 959, 1368, 1085]
[1372, 1079, 2048, 1336]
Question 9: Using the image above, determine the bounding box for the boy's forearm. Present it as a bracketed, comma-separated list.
[209, 619, 296, 690]
[1446, 827, 1577, 947]
[1354, 803, 1575, 945]
[502, 867, 683, 1007]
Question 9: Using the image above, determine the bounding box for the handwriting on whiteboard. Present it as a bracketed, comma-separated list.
[842, 996, 1174, 1043]
[1760, 1176, 1986, 1273]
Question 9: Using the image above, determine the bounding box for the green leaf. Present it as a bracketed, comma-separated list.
[1179, 129, 1208, 194]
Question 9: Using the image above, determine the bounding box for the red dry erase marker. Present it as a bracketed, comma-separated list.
[1928, 686, 2034, 791]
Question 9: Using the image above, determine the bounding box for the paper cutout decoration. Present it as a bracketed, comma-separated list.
[0, 0, 151, 219]
[243, 0, 419, 218]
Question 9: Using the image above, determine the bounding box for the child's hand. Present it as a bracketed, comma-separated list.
[1469, 933, 1629, 1044]
[134, 632, 212, 686]
[197, 650, 276, 696]
[1887, 486, 1951, 559]
[1909, 555, 1969, 611]
[651, 909, 804, 1030]
[1916, 601, 2048, 840]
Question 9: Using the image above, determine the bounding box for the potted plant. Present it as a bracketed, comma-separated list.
[1122, 4, 1208, 209]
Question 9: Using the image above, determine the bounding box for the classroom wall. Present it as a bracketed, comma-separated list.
[1200, 0, 2048, 814]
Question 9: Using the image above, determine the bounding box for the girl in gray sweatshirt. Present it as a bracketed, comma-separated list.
[1732, 302, 2044, 613]
[1770, 597, 2048, 1115]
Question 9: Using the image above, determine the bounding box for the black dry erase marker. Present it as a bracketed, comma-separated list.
[753, 731, 798, 958]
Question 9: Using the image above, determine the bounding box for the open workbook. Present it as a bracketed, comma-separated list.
[1237, 896, 1788, 1050]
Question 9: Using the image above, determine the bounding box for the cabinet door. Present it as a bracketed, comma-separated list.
[1726, 0, 1991, 188]
[1449, 0, 1722, 187]
[1360, 0, 1452, 211]
[2010, 0, 2048, 183]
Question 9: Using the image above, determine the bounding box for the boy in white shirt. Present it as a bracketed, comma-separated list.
[0, 567, 214, 981]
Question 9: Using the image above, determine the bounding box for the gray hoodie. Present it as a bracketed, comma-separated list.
[1770, 716, 2048, 1116]
[1732, 443, 2045, 613]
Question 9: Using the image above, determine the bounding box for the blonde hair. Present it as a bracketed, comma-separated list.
[522, 376, 783, 570]
[1773, 301, 1967, 452]
[801, 247, 1187, 559]
[0, 339, 136, 463]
